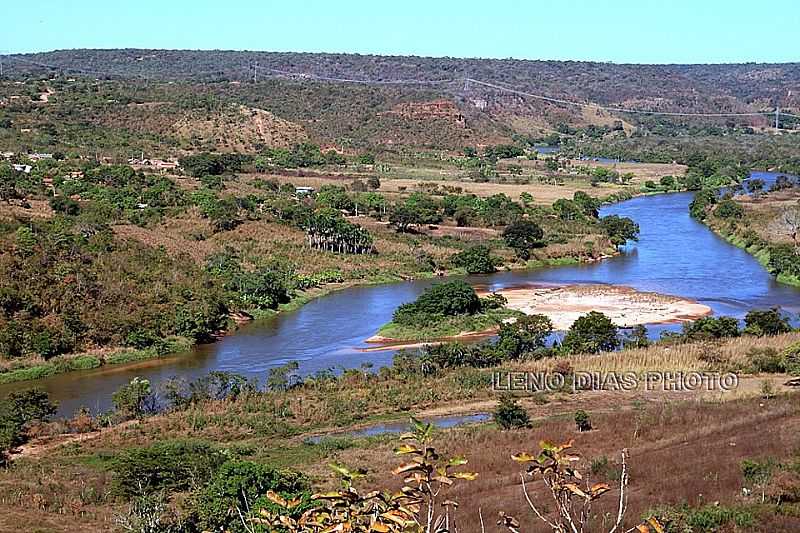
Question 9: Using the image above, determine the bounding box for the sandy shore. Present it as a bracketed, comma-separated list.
[484, 283, 712, 330]
[362, 283, 712, 351]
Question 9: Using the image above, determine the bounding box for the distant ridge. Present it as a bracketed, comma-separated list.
[4, 49, 800, 114]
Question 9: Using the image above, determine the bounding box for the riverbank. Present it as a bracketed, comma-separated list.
[716, 228, 800, 287]
[0, 252, 617, 386]
[0, 337, 193, 386]
[698, 186, 800, 288]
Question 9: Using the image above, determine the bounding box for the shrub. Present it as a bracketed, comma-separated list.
[192, 460, 310, 533]
[496, 314, 553, 358]
[574, 410, 592, 432]
[112, 377, 156, 420]
[502, 220, 544, 259]
[449, 245, 499, 274]
[682, 316, 740, 340]
[49, 195, 81, 215]
[747, 347, 786, 373]
[743, 308, 791, 337]
[393, 281, 481, 325]
[111, 440, 228, 498]
[562, 311, 619, 354]
[493, 396, 531, 429]
[0, 389, 56, 464]
[599, 215, 639, 246]
[714, 199, 744, 219]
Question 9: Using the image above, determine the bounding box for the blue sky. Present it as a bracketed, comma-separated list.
[3, 0, 800, 64]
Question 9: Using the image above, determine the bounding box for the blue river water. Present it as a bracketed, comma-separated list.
[4, 172, 798, 416]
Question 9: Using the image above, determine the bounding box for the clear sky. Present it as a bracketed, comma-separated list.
[3, 0, 800, 64]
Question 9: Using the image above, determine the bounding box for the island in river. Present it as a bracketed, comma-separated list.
[365, 283, 712, 349]
[487, 283, 712, 330]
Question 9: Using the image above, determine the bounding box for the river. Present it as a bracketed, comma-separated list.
[4, 172, 798, 416]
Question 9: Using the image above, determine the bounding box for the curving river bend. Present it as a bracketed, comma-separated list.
[5, 172, 800, 416]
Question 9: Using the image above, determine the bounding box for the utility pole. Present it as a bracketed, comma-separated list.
[253, 61, 258, 83]
[775, 106, 780, 132]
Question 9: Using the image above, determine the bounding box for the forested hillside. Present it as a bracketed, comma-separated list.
[6, 50, 800, 112]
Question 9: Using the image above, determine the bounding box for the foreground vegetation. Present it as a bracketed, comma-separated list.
[1, 319, 799, 531]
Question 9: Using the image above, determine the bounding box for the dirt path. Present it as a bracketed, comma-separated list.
[10, 420, 138, 461]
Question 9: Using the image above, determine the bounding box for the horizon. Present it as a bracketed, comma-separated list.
[3, 0, 800, 64]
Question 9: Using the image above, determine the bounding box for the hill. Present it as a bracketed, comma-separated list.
[2, 49, 800, 156]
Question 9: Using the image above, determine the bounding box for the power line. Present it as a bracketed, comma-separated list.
[263, 67, 452, 85]
[466, 78, 773, 118]
[3, 54, 798, 121]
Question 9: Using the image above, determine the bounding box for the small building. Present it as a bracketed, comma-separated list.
[29, 152, 53, 161]
[11, 164, 32, 174]
[295, 186, 315, 197]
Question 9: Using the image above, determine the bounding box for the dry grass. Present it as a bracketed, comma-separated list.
[737, 189, 800, 244]
[0, 199, 54, 220]
[4, 331, 800, 531]
[323, 393, 800, 532]
[252, 171, 624, 205]
[520, 332, 800, 375]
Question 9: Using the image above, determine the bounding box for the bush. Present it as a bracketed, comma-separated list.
[599, 215, 639, 246]
[683, 316, 740, 340]
[393, 280, 481, 325]
[496, 314, 553, 358]
[743, 308, 791, 337]
[574, 410, 592, 432]
[49, 196, 81, 215]
[562, 311, 619, 354]
[112, 377, 156, 420]
[111, 440, 228, 498]
[714, 199, 744, 219]
[747, 347, 786, 374]
[192, 460, 310, 533]
[503, 220, 544, 260]
[449, 245, 499, 274]
[0, 389, 56, 464]
[493, 396, 531, 429]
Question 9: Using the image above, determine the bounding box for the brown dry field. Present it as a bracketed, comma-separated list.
[2, 331, 799, 531]
[244, 172, 620, 205]
[112, 209, 460, 276]
[737, 188, 800, 245]
[4, 384, 799, 532]
[325, 393, 800, 533]
[0, 199, 53, 220]
[238, 158, 685, 206]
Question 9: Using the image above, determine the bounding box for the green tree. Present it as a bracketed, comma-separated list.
[393, 280, 482, 325]
[449, 245, 499, 274]
[562, 311, 619, 354]
[683, 316, 740, 340]
[493, 396, 531, 429]
[0, 389, 56, 464]
[496, 314, 553, 358]
[315, 185, 354, 212]
[743, 308, 791, 337]
[600, 215, 640, 246]
[193, 460, 310, 533]
[503, 220, 544, 260]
